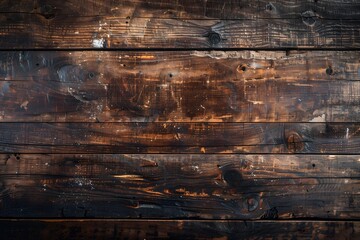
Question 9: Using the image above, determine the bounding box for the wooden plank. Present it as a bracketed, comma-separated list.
[1, 50, 360, 122]
[1, 1, 360, 49]
[1, 123, 360, 153]
[2, 0, 360, 20]
[0, 154, 359, 218]
[0, 219, 358, 240]
[3, 0, 360, 19]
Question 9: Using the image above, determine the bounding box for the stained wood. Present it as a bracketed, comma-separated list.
[1, 122, 360, 153]
[1, 0, 359, 235]
[0, 219, 358, 240]
[0, 154, 359, 218]
[1, 51, 360, 122]
[1, 1, 360, 49]
[2, 0, 360, 19]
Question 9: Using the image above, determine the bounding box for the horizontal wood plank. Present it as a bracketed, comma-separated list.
[0, 123, 360, 153]
[0, 219, 358, 240]
[1, 1, 360, 49]
[2, 0, 360, 19]
[1, 51, 360, 122]
[0, 154, 359, 218]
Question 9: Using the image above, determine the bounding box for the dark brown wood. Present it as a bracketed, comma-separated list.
[0, 154, 359, 218]
[1, 50, 360, 122]
[1, 122, 360, 153]
[1, 0, 359, 236]
[2, 0, 360, 20]
[0, 219, 358, 240]
[1, 1, 360, 49]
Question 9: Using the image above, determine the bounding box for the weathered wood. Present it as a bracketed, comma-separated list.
[0, 219, 358, 240]
[2, 0, 360, 19]
[1, 1, 360, 49]
[1, 123, 360, 153]
[1, 50, 360, 122]
[0, 154, 359, 218]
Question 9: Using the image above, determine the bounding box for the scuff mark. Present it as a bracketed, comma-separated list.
[113, 174, 144, 180]
[190, 50, 286, 60]
[67, 88, 89, 103]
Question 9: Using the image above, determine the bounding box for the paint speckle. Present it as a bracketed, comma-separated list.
[310, 113, 326, 122]
[92, 38, 105, 48]
[20, 101, 29, 110]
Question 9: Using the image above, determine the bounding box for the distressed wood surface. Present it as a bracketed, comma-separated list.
[0, 154, 359, 218]
[1, 123, 360, 153]
[0, 219, 358, 240]
[2, 0, 360, 19]
[1, 1, 360, 49]
[1, 0, 359, 237]
[1, 50, 360, 122]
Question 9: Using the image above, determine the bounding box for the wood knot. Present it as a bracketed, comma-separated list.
[88, 72, 95, 79]
[286, 132, 304, 153]
[326, 66, 333, 75]
[41, 4, 55, 19]
[237, 64, 247, 73]
[207, 31, 222, 45]
[265, 3, 275, 11]
[222, 169, 243, 187]
[301, 10, 317, 27]
[243, 195, 259, 212]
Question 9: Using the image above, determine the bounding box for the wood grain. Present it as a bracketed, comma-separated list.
[0, 154, 359, 218]
[1, 50, 360, 122]
[1, 1, 360, 49]
[1, 122, 360, 153]
[1, 0, 359, 235]
[0, 219, 358, 240]
[2, 0, 360, 19]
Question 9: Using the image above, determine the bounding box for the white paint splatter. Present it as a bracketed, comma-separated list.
[92, 38, 105, 48]
[310, 114, 326, 122]
[20, 101, 29, 110]
[248, 100, 264, 105]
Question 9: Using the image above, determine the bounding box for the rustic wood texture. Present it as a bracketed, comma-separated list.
[1, 0, 360, 238]
[0, 154, 359, 218]
[0, 219, 358, 240]
[1, 0, 360, 49]
[2, 50, 360, 122]
[1, 123, 360, 153]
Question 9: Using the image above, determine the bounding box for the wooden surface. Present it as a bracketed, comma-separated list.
[0, 219, 359, 240]
[0, 154, 359, 218]
[2, 50, 360, 122]
[0, 0, 360, 49]
[1, 123, 360, 153]
[1, 0, 360, 239]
